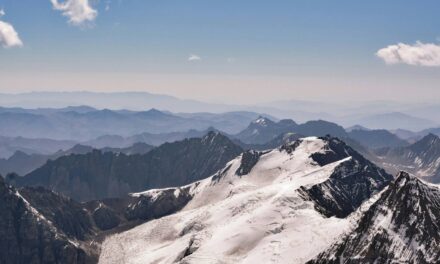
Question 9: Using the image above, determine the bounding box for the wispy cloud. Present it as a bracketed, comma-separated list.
[188, 54, 202, 62]
[377, 41, 440, 67]
[0, 9, 23, 48]
[105, 0, 111, 11]
[227, 57, 236, 63]
[51, 0, 98, 26]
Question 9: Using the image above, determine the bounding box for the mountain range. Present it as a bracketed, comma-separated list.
[0, 143, 154, 176]
[98, 136, 393, 263]
[8, 132, 242, 201]
[2, 93, 440, 133]
[0, 106, 271, 141]
[234, 117, 348, 144]
[2, 131, 440, 263]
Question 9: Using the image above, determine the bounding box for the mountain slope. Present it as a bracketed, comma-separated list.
[348, 129, 409, 149]
[0, 177, 97, 264]
[0, 174, 200, 263]
[98, 136, 391, 264]
[10, 132, 243, 201]
[309, 172, 440, 263]
[376, 134, 440, 183]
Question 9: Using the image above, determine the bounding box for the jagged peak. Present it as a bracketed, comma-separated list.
[392, 170, 440, 192]
[201, 131, 229, 145]
[393, 171, 416, 188]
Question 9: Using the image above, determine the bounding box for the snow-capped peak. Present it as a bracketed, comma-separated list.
[252, 116, 270, 126]
[99, 137, 391, 264]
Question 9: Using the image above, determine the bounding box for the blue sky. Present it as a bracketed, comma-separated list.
[0, 0, 439, 104]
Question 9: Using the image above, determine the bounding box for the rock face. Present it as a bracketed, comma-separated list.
[309, 172, 440, 264]
[92, 205, 121, 231]
[11, 132, 243, 201]
[125, 187, 194, 221]
[299, 137, 393, 218]
[0, 177, 95, 264]
[18, 187, 96, 240]
[0, 173, 201, 263]
[235, 150, 263, 176]
[376, 133, 440, 183]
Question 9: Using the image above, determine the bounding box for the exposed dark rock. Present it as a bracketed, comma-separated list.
[11, 132, 242, 201]
[125, 187, 193, 221]
[91, 204, 120, 231]
[309, 172, 440, 263]
[310, 137, 363, 166]
[19, 187, 95, 240]
[299, 137, 393, 218]
[236, 150, 262, 176]
[0, 177, 96, 264]
[280, 139, 302, 154]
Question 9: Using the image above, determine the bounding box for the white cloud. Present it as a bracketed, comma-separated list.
[0, 10, 23, 48]
[51, 0, 98, 26]
[188, 54, 202, 61]
[376, 41, 440, 67]
[227, 57, 236, 63]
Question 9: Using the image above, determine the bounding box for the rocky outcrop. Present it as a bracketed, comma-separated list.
[309, 172, 440, 263]
[299, 137, 393, 218]
[235, 150, 263, 176]
[0, 177, 96, 264]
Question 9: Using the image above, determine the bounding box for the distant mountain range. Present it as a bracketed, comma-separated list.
[0, 143, 154, 176]
[8, 132, 243, 201]
[2, 92, 440, 130]
[1, 114, 424, 178]
[0, 135, 76, 159]
[0, 106, 271, 140]
[343, 112, 437, 131]
[347, 129, 409, 149]
[234, 117, 348, 144]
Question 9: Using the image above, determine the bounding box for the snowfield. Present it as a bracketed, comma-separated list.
[98, 137, 361, 264]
